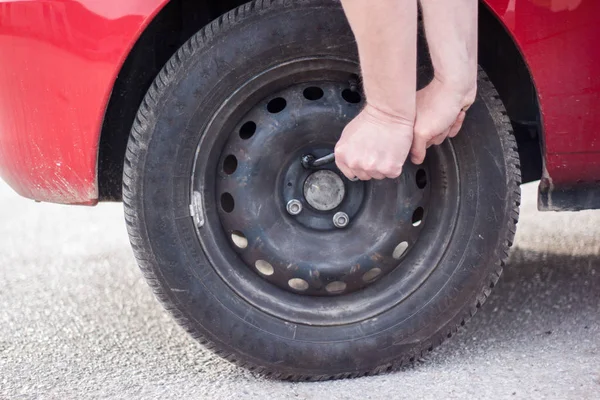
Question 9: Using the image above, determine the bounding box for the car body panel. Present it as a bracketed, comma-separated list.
[0, 0, 167, 204]
[484, 0, 600, 187]
[0, 0, 598, 205]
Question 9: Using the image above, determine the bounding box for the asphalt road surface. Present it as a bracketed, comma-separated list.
[1, 180, 599, 399]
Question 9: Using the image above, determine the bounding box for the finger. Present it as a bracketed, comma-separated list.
[427, 132, 447, 148]
[383, 168, 403, 179]
[366, 170, 386, 180]
[410, 135, 428, 165]
[336, 158, 356, 180]
[351, 168, 372, 181]
[363, 159, 387, 180]
[448, 111, 466, 138]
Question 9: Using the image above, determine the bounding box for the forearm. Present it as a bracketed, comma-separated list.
[340, 0, 417, 122]
[420, 0, 478, 97]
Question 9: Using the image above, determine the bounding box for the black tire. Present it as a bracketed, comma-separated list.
[123, 0, 521, 380]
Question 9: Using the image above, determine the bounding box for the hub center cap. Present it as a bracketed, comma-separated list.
[303, 170, 346, 211]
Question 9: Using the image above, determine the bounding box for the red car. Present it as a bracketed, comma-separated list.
[0, 0, 598, 380]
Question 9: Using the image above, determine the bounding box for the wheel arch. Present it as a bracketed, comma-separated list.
[98, 0, 544, 201]
[98, 0, 241, 200]
[478, 1, 543, 184]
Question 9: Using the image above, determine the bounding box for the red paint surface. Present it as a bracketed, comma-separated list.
[0, 0, 599, 204]
[0, 0, 167, 204]
[484, 0, 600, 185]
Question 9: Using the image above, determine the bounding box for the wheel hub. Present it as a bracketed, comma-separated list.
[303, 170, 346, 211]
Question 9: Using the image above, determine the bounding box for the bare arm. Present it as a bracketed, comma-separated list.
[336, 0, 417, 180]
[421, 0, 478, 97]
[340, 0, 417, 120]
[411, 0, 478, 164]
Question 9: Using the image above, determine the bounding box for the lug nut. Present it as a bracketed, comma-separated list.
[286, 199, 303, 216]
[333, 212, 349, 228]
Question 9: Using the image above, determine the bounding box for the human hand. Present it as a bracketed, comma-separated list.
[335, 104, 414, 181]
[410, 77, 476, 165]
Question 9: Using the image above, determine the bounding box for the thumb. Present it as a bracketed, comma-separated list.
[410, 134, 427, 165]
[448, 111, 466, 138]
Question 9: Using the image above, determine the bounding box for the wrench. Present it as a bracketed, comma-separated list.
[301, 152, 359, 181]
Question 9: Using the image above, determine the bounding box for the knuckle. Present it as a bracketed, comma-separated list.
[381, 165, 402, 177]
[363, 160, 377, 170]
[414, 127, 431, 139]
[389, 169, 403, 178]
[347, 160, 359, 169]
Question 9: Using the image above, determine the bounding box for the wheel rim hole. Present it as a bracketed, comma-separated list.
[267, 97, 287, 113]
[221, 193, 235, 213]
[325, 281, 347, 294]
[255, 260, 274, 276]
[288, 278, 309, 291]
[303, 86, 324, 101]
[223, 155, 238, 175]
[362, 268, 382, 283]
[239, 121, 256, 140]
[342, 89, 362, 104]
[392, 241, 409, 260]
[231, 231, 248, 249]
[416, 169, 427, 189]
[412, 207, 424, 227]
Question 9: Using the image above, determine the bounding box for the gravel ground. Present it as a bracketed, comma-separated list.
[0, 180, 599, 399]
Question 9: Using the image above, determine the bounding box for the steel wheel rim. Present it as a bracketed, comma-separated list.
[191, 57, 460, 326]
